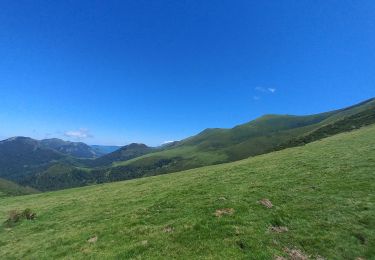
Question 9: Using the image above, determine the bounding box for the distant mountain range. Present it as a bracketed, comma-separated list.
[40, 138, 101, 158]
[0, 137, 119, 182]
[0, 137, 68, 181]
[1, 97, 374, 193]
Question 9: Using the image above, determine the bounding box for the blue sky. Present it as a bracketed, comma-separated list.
[1, 0, 374, 146]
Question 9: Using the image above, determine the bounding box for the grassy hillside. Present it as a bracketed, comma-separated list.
[0, 178, 38, 198]
[1, 125, 374, 259]
[120, 99, 375, 165]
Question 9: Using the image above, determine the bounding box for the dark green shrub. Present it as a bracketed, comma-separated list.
[7, 210, 22, 224]
[23, 208, 36, 220]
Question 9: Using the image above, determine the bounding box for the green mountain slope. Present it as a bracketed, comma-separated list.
[101, 97, 375, 174]
[1, 124, 374, 259]
[0, 178, 38, 198]
[77, 98, 373, 171]
[108, 98, 374, 167]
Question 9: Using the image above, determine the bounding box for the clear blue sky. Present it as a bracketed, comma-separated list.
[1, 1, 374, 146]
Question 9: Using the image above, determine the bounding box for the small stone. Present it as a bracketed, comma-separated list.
[163, 226, 174, 233]
[270, 226, 289, 233]
[285, 248, 309, 260]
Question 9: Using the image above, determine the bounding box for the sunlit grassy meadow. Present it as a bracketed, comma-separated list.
[1, 125, 374, 259]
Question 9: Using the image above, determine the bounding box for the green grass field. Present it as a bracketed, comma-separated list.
[1, 125, 374, 259]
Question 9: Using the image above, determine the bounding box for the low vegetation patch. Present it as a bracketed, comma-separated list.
[259, 198, 273, 208]
[284, 248, 309, 260]
[214, 208, 235, 217]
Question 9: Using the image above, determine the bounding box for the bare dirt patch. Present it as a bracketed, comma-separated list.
[285, 248, 309, 260]
[259, 198, 273, 208]
[4, 208, 36, 227]
[163, 226, 174, 233]
[270, 226, 289, 233]
[81, 247, 92, 254]
[87, 236, 98, 243]
[236, 240, 246, 250]
[214, 208, 235, 217]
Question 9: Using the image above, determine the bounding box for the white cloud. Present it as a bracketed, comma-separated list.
[268, 88, 276, 93]
[163, 140, 175, 144]
[64, 129, 92, 139]
[255, 86, 277, 94]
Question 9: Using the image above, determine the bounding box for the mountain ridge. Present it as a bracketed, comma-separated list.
[21, 98, 375, 191]
[1, 97, 374, 191]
